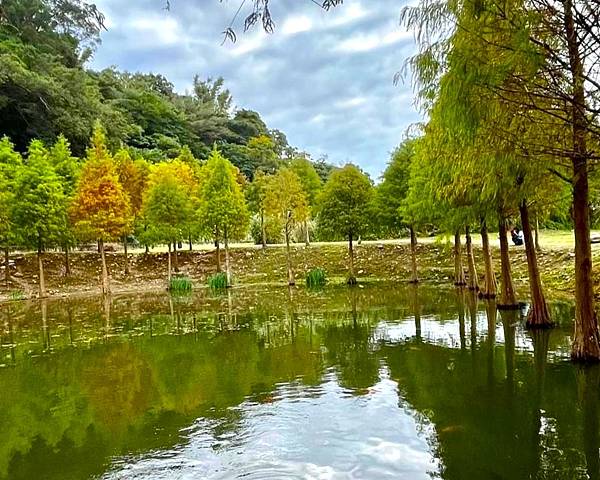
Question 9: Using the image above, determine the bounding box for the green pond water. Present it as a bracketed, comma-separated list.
[0, 283, 596, 479]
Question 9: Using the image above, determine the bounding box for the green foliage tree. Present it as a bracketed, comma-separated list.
[246, 171, 274, 247]
[246, 135, 281, 175]
[264, 168, 308, 285]
[0, 137, 23, 283]
[290, 156, 322, 246]
[13, 140, 66, 298]
[49, 134, 80, 275]
[198, 148, 249, 286]
[375, 140, 415, 238]
[317, 165, 373, 284]
[141, 160, 196, 284]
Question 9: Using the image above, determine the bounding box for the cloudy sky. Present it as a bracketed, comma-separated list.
[90, 0, 421, 179]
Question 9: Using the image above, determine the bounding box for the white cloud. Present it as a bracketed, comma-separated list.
[335, 29, 412, 54]
[335, 96, 368, 109]
[281, 15, 313, 35]
[128, 15, 182, 46]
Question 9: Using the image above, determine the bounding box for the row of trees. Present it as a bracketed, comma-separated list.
[397, 0, 600, 361]
[0, 125, 377, 295]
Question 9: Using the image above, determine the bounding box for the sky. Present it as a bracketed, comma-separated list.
[90, 0, 421, 179]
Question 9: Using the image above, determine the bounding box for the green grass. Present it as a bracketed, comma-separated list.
[306, 268, 327, 287]
[169, 276, 192, 293]
[8, 290, 25, 301]
[208, 272, 228, 290]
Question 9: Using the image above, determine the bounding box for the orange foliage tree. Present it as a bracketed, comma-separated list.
[115, 148, 149, 274]
[70, 126, 132, 295]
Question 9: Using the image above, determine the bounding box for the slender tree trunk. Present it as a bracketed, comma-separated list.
[215, 230, 221, 273]
[224, 227, 232, 287]
[173, 241, 179, 272]
[465, 226, 479, 291]
[519, 200, 552, 328]
[347, 232, 357, 285]
[564, 0, 600, 362]
[64, 244, 70, 276]
[304, 220, 310, 247]
[38, 248, 46, 299]
[498, 217, 517, 307]
[4, 247, 10, 285]
[189, 234, 193, 251]
[123, 237, 129, 275]
[454, 230, 466, 286]
[285, 225, 295, 285]
[409, 225, 418, 283]
[480, 219, 497, 298]
[167, 242, 172, 287]
[534, 215, 541, 252]
[145, 244, 149, 254]
[99, 239, 110, 296]
[260, 210, 266, 248]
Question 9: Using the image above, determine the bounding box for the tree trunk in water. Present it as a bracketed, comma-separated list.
[173, 241, 179, 272]
[454, 230, 466, 286]
[167, 242, 172, 287]
[260, 211, 266, 248]
[64, 245, 70, 276]
[38, 249, 46, 299]
[285, 226, 295, 285]
[465, 226, 479, 291]
[564, 0, 600, 362]
[534, 215, 541, 252]
[123, 238, 129, 275]
[409, 225, 418, 283]
[145, 244, 149, 254]
[480, 220, 497, 298]
[4, 248, 10, 285]
[224, 227, 232, 287]
[304, 220, 310, 247]
[498, 218, 517, 307]
[347, 233, 357, 285]
[99, 240, 110, 295]
[519, 200, 552, 328]
[189, 235, 193, 251]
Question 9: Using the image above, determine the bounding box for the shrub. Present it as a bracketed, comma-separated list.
[208, 272, 228, 290]
[306, 268, 327, 287]
[169, 275, 192, 292]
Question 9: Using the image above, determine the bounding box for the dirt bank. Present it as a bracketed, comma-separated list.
[0, 238, 584, 302]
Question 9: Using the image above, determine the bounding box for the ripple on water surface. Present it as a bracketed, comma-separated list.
[103, 371, 438, 479]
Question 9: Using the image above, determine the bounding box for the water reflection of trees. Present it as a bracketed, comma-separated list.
[0, 284, 597, 480]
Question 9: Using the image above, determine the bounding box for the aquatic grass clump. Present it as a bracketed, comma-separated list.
[8, 290, 25, 301]
[208, 272, 228, 290]
[306, 268, 327, 287]
[169, 276, 192, 293]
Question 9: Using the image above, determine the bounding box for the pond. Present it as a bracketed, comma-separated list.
[0, 283, 596, 479]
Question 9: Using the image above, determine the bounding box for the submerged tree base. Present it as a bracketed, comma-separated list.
[478, 292, 497, 299]
[525, 303, 553, 329]
[497, 303, 521, 311]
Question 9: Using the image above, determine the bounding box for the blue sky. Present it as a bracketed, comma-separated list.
[90, 0, 420, 179]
